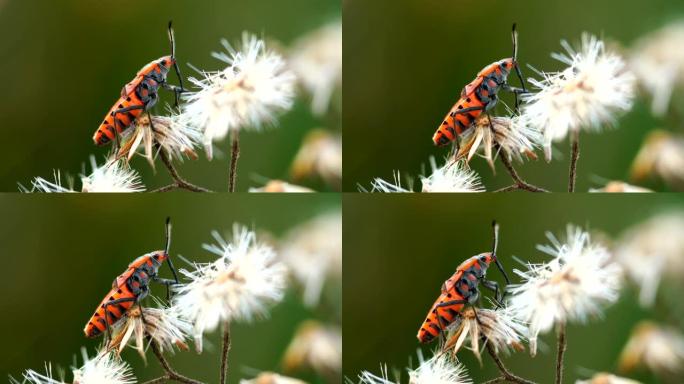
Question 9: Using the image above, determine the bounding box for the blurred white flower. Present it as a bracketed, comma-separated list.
[108, 305, 190, 360]
[280, 211, 341, 307]
[249, 180, 315, 193]
[444, 306, 526, 362]
[118, 111, 201, 166]
[615, 211, 684, 306]
[282, 320, 342, 376]
[618, 321, 684, 378]
[575, 372, 643, 384]
[81, 156, 145, 193]
[629, 21, 684, 116]
[455, 114, 540, 168]
[407, 353, 472, 384]
[12, 349, 136, 384]
[289, 20, 342, 115]
[183, 33, 296, 159]
[290, 129, 342, 187]
[522, 33, 635, 160]
[240, 373, 307, 384]
[173, 225, 287, 352]
[589, 181, 652, 193]
[508, 225, 621, 355]
[420, 158, 484, 193]
[631, 130, 684, 188]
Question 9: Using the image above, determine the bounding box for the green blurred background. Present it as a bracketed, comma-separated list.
[0, 0, 340, 192]
[343, 194, 684, 383]
[343, 0, 684, 192]
[0, 194, 339, 383]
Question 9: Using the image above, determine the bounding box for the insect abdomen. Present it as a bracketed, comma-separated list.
[417, 292, 466, 343]
[93, 92, 145, 146]
[432, 96, 486, 146]
[84, 284, 136, 337]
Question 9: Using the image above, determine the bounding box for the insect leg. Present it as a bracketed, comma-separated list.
[481, 279, 503, 307]
[102, 297, 137, 342]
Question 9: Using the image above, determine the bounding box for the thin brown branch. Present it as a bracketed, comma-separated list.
[228, 131, 240, 192]
[220, 322, 232, 384]
[568, 130, 580, 192]
[497, 148, 549, 193]
[151, 184, 181, 193]
[555, 323, 567, 384]
[481, 377, 507, 384]
[486, 343, 537, 384]
[149, 341, 205, 384]
[493, 184, 521, 193]
[158, 149, 212, 192]
[141, 376, 171, 384]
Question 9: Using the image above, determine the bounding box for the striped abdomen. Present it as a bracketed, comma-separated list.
[417, 291, 466, 343]
[84, 283, 136, 337]
[93, 92, 145, 146]
[432, 96, 486, 146]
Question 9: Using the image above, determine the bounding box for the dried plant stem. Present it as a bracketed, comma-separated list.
[485, 343, 537, 384]
[157, 148, 212, 192]
[493, 184, 522, 193]
[496, 146, 548, 193]
[145, 340, 205, 384]
[220, 321, 232, 384]
[568, 130, 580, 192]
[228, 130, 240, 192]
[481, 378, 507, 384]
[555, 323, 567, 384]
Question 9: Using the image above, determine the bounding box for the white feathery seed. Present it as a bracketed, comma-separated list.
[522, 33, 635, 160]
[182, 33, 296, 159]
[508, 225, 622, 355]
[80, 156, 145, 193]
[420, 157, 485, 193]
[172, 224, 287, 352]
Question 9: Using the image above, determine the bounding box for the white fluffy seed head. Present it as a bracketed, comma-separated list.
[444, 306, 527, 361]
[420, 158, 485, 193]
[290, 129, 342, 187]
[80, 156, 145, 193]
[366, 171, 412, 193]
[522, 33, 635, 160]
[614, 211, 684, 307]
[182, 33, 296, 159]
[249, 180, 315, 193]
[576, 372, 643, 384]
[589, 181, 652, 193]
[118, 111, 202, 166]
[239, 372, 307, 384]
[508, 225, 622, 355]
[19, 171, 75, 193]
[172, 224, 287, 352]
[407, 353, 472, 384]
[72, 350, 136, 384]
[455, 114, 541, 168]
[108, 305, 191, 360]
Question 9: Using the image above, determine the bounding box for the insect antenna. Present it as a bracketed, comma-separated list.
[491, 220, 511, 285]
[511, 23, 528, 94]
[167, 21, 185, 108]
[164, 217, 180, 284]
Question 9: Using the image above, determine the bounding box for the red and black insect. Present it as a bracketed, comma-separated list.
[417, 221, 511, 344]
[93, 22, 186, 146]
[84, 218, 179, 338]
[432, 24, 528, 149]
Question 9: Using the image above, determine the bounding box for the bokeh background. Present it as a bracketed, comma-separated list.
[0, 0, 340, 192]
[343, 0, 684, 192]
[343, 194, 684, 383]
[0, 194, 340, 384]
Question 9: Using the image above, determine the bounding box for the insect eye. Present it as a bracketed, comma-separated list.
[160, 60, 167, 65]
